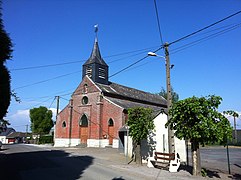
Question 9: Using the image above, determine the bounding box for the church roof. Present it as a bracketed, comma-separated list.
[83, 38, 108, 66]
[96, 81, 167, 109]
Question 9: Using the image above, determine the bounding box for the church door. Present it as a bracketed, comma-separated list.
[80, 114, 88, 144]
[108, 118, 114, 145]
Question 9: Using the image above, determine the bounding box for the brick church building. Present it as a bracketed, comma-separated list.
[54, 37, 167, 149]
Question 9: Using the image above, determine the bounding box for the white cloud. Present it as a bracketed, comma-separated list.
[6, 109, 30, 132]
[224, 111, 241, 130]
[49, 108, 58, 121]
[6, 107, 60, 132]
[8, 109, 30, 120]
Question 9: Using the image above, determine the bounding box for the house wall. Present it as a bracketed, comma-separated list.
[122, 113, 187, 163]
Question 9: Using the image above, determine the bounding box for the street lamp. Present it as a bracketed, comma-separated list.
[147, 52, 165, 59]
[148, 47, 175, 154]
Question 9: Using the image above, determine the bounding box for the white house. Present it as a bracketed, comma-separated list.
[124, 112, 187, 163]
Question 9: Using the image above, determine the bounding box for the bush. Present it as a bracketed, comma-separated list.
[39, 135, 53, 144]
[201, 168, 207, 177]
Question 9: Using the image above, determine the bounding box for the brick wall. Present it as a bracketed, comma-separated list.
[55, 76, 125, 145]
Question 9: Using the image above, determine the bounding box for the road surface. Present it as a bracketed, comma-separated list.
[0, 144, 240, 180]
[0, 144, 143, 180]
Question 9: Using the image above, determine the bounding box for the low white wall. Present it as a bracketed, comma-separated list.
[112, 139, 119, 148]
[87, 139, 109, 148]
[124, 135, 133, 157]
[87, 139, 119, 148]
[54, 138, 80, 147]
[54, 138, 120, 148]
[174, 137, 187, 163]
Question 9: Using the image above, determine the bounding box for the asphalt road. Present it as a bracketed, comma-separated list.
[199, 146, 241, 176]
[0, 144, 240, 180]
[0, 144, 140, 180]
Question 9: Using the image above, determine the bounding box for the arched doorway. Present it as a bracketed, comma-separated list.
[79, 114, 88, 144]
[108, 118, 114, 145]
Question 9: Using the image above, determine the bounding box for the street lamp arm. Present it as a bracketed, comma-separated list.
[147, 52, 165, 59]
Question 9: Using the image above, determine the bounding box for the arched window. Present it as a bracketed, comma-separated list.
[62, 121, 66, 128]
[80, 114, 88, 127]
[84, 84, 88, 93]
[108, 118, 114, 126]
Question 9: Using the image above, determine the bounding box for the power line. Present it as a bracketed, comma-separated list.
[108, 50, 153, 64]
[104, 45, 160, 58]
[170, 22, 241, 55]
[153, 0, 164, 45]
[169, 10, 241, 46]
[22, 88, 75, 101]
[10, 60, 85, 71]
[109, 46, 163, 78]
[173, 23, 237, 42]
[60, 96, 70, 102]
[48, 97, 56, 109]
[13, 70, 81, 90]
[9, 46, 159, 72]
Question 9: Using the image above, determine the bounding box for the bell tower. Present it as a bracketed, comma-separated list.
[82, 25, 109, 85]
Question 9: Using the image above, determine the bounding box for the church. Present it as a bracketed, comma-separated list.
[54, 34, 186, 162]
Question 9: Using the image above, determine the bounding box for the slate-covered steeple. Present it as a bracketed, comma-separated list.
[82, 37, 109, 85]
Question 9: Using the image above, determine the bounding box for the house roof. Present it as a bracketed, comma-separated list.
[6, 132, 27, 138]
[96, 81, 167, 108]
[83, 38, 108, 66]
[0, 128, 15, 136]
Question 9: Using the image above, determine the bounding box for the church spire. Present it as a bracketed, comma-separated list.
[82, 25, 109, 85]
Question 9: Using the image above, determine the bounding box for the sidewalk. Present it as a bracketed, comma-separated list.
[47, 146, 235, 180]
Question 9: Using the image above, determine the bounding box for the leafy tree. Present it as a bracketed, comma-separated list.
[127, 107, 154, 164]
[166, 95, 232, 176]
[0, 2, 13, 121]
[30, 106, 54, 134]
[223, 110, 239, 144]
[0, 118, 10, 133]
[157, 86, 179, 103]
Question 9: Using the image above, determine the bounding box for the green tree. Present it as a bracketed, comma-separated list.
[157, 86, 179, 103]
[0, 118, 10, 132]
[166, 95, 232, 176]
[223, 110, 239, 144]
[127, 107, 154, 164]
[0, 2, 13, 122]
[30, 106, 54, 134]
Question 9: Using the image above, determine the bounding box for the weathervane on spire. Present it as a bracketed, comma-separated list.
[94, 24, 98, 39]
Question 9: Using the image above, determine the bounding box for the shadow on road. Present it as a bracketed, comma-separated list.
[233, 173, 241, 180]
[0, 148, 9, 151]
[0, 149, 94, 180]
[179, 165, 221, 178]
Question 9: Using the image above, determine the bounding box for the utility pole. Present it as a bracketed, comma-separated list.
[69, 98, 73, 147]
[234, 116, 237, 144]
[164, 42, 175, 153]
[25, 124, 28, 143]
[55, 96, 60, 121]
[26, 124, 28, 133]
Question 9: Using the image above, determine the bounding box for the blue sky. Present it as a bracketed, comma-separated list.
[2, 0, 241, 132]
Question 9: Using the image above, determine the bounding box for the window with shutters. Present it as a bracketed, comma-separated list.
[98, 68, 105, 79]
